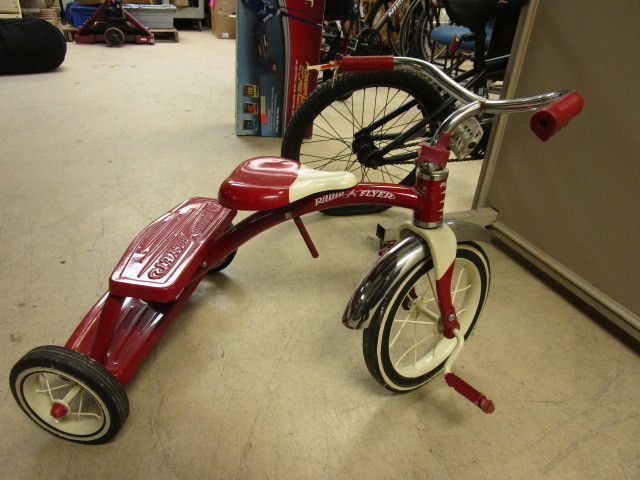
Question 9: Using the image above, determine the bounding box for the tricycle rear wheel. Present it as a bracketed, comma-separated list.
[10, 345, 129, 444]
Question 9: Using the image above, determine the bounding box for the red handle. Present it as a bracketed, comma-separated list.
[530, 91, 584, 141]
[340, 56, 395, 72]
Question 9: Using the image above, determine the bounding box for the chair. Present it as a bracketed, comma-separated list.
[429, 0, 526, 76]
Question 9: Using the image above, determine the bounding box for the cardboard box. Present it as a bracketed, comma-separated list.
[0, 0, 21, 14]
[213, 0, 234, 14]
[235, 0, 325, 137]
[211, 2, 236, 39]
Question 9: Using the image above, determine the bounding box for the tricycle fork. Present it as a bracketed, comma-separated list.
[405, 137, 494, 412]
[399, 222, 461, 339]
[400, 222, 495, 413]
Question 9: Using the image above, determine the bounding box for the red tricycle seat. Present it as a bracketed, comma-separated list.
[218, 157, 358, 211]
[109, 197, 236, 302]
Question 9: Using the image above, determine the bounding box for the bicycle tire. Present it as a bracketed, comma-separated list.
[398, 0, 425, 57]
[366, 0, 410, 55]
[281, 70, 444, 216]
[415, 4, 449, 61]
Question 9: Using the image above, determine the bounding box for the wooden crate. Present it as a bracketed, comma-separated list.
[0, 0, 21, 17]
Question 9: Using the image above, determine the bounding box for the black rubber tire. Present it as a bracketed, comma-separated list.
[10, 345, 129, 444]
[398, 0, 424, 57]
[104, 27, 125, 47]
[207, 249, 237, 274]
[415, 5, 450, 62]
[281, 70, 444, 215]
[362, 242, 490, 392]
[366, 0, 409, 55]
[207, 223, 237, 274]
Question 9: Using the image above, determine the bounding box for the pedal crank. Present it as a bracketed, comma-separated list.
[443, 329, 495, 414]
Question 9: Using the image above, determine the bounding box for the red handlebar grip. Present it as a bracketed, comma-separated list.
[530, 91, 584, 141]
[340, 56, 395, 72]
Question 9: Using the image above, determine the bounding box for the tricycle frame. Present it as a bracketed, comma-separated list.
[64, 181, 430, 386]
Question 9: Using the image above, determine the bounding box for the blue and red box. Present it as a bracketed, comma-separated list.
[236, 0, 326, 136]
[65, 2, 98, 28]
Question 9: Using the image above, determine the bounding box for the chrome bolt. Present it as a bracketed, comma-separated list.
[448, 313, 456, 322]
[201, 261, 208, 268]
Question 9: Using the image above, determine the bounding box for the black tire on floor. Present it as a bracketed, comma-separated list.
[105, 27, 125, 47]
[207, 249, 237, 274]
[10, 345, 129, 444]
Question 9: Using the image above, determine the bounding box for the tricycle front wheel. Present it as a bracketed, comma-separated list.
[363, 242, 490, 392]
[10, 345, 129, 444]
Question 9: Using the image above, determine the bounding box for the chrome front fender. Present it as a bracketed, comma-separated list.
[442, 220, 492, 244]
[342, 233, 429, 330]
[343, 221, 491, 331]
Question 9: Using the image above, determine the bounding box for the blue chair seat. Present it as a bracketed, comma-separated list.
[431, 21, 494, 53]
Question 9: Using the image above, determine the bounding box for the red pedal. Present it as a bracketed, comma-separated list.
[445, 372, 495, 414]
[109, 198, 236, 302]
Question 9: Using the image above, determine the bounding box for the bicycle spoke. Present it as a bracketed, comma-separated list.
[426, 271, 439, 309]
[318, 111, 355, 144]
[376, 93, 417, 134]
[451, 265, 465, 304]
[36, 380, 73, 397]
[37, 375, 60, 402]
[394, 317, 436, 326]
[389, 313, 410, 349]
[394, 332, 437, 369]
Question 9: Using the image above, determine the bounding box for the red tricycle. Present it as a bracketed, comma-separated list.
[9, 55, 583, 444]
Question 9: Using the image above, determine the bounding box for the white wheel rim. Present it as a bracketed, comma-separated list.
[386, 256, 483, 379]
[16, 367, 110, 441]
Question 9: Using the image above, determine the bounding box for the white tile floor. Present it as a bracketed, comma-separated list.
[1, 29, 638, 480]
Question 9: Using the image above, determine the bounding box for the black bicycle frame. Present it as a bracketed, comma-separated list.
[370, 0, 412, 30]
[358, 54, 510, 164]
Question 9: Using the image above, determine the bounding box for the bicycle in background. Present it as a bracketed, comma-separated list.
[282, 0, 526, 215]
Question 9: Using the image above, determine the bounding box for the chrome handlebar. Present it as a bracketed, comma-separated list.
[311, 55, 583, 145]
[390, 57, 567, 141]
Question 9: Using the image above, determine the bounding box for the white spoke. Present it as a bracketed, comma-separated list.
[71, 412, 102, 419]
[36, 382, 73, 398]
[452, 284, 471, 297]
[394, 318, 436, 326]
[415, 304, 440, 322]
[427, 271, 439, 309]
[389, 314, 410, 348]
[77, 391, 84, 422]
[394, 333, 437, 368]
[451, 265, 466, 304]
[413, 321, 417, 365]
[38, 375, 57, 402]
